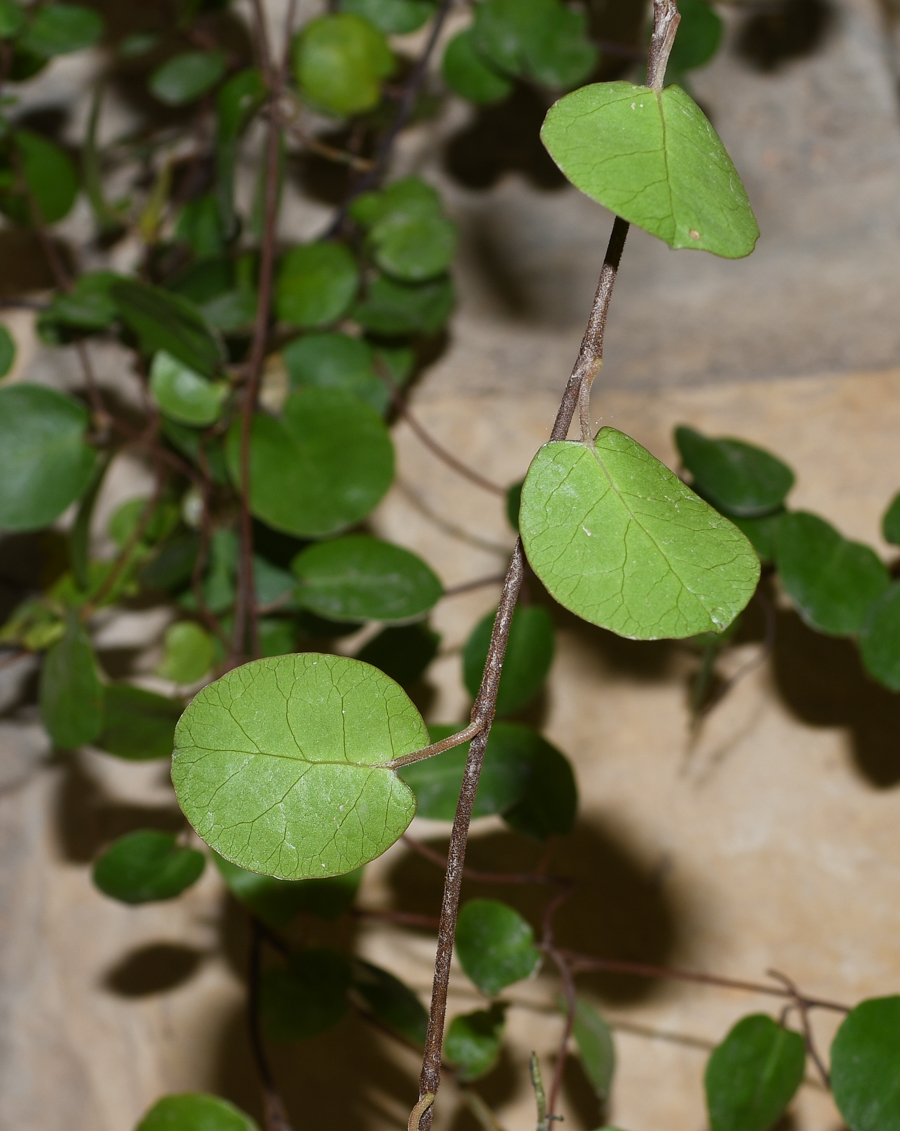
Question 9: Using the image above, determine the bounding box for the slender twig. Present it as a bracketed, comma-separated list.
[390, 387, 507, 496]
[247, 921, 295, 1131]
[768, 969, 832, 1087]
[233, 9, 286, 666]
[560, 950, 849, 1014]
[442, 574, 508, 598]
[541, 886, 578, 1122]
[409, 8, 713, 1127]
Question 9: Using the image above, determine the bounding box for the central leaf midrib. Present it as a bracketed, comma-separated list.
[192, 745, 396, 770]
[654, 88, 676, 243]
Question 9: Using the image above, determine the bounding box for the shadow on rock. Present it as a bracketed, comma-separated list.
[213, 1001, 420, 1131]
[103, 942, 204, 997]
[55, 752, 185, 863]
[385, 820, 680, 1005]
[770, 608, 900, 787]
[735, 0, 835, 71]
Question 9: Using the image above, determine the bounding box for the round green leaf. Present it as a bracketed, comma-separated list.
[24, 4, 103, 56]
[150, 350, 226, 427]
[292, 535, 443, 622]
[704, 1014, 806, 1131]
[356, 622, 440, 687]
[520, 431, 760, 640]
[463, 603, 554, 715]
[353, 273, 454, 335]
[275, 243, 359, 329]
[172, 653, 426, 880]
[776, 512, 890, 637]
[293, 14, 393, 117]
[97, 684, 183, 761]
[227, 388, 394, 539]
[39, 609, 104, 749]
[0, 324, 15, 377]
[675, 426, 794, 517]
[831, 996, 900, 1131]
[541, 82, 759, 258]
[859, 582, 900, 691]
[455, 899, 541, 997]
[157, 621, 215, 684]
[282, 332, 388, 414]
[668, 0, 723, 72]
[150, 50, 226, 106]
[0, 0, 26, 38]
[340, 0, 436, 34]
[136, 1093, 259, 1131]
[0, 385, 95, 532]
[443, 29, 513, 105]
[446, 1004, 507, 1081]
[93, 830, 205, 905]
[473, 0, 597, 88]
[370, 210, 457, 283]
[111, 280, 223, 379]
[351, 959, 429, 1046]
[882, 491, 900, 546]
[571, 998, 615, 1101]
[215, 853, 362, 926]
[261, 948, 351, 1040]
[1, 129, 79, 225]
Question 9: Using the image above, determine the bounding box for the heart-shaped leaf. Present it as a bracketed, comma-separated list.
[172, 653, 426, 879]
[705, 1015, 806, 1131]
[831, 996, 900, 1131]
[541, 82, 759, 258]
[0, 384, 96, 531]
[520, 430, 760, 640]
[227, 388, 394, 539]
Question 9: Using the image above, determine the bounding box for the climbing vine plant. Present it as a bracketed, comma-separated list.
[0, 1, 899, 1130]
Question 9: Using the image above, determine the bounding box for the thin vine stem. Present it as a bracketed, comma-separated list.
[247, 921, 295, 1131]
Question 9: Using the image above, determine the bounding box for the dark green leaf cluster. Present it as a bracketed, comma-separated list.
[676, 425, 900, 692]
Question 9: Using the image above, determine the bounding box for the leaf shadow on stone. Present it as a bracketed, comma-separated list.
[54, 753, 185, 863]
[102, 942, 204, 997]
[444, 84, 568, 192]
[734, 0, 834, 72]
[384, 821, 680, 1006]
[769, 604, 900, 788]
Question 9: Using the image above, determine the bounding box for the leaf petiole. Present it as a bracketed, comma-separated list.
[388, 721, 484, 770]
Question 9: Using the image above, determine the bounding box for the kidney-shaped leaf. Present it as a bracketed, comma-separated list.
[214, 852, 362, 926]
[0, 384, 96, 531]
[292, 535, 443, 622]
[260, 947, 351, 1040]
[831, 996, 900, 1131]
[675, 426, 794, 517]
[455, 899, 541, 997]
[463, 603, 554, 715]
[136, 1094, 258, 1131]
[776, 512, 890, 637]
[445, 1004, 507, 1081]
[704, 1014, 806, 1131]
[228, 388, 394, 539]
[93, 830, 205, 904]
[97, 683, 183, 761]
[541, 82, 759, 258]
[173, 653, 426, 879]
[520, 432, 760, 640]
